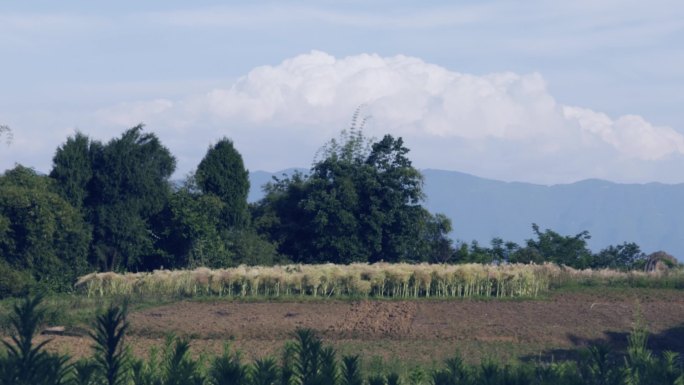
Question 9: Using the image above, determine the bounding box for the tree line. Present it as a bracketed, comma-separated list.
[0, 123, 654, 296]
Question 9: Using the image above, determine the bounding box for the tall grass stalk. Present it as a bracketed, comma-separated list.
[75, 263, 684, 300]
[90, 302, 129, 385]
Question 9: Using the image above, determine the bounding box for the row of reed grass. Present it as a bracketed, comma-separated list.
[74, 263, 684, 299]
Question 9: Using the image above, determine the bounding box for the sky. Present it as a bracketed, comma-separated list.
[0, 1, 683, 184]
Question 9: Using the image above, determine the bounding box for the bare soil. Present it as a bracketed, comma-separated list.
[34, 289, 684, 365]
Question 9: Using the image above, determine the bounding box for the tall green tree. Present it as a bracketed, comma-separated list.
[155, 175, 231, 268]
[302, 147, 369, 263]
[416, 212, 454, 263]
[253, 124, 452, 264]
[593, 242, 645, 270]
[362, 134, 430, 262]
[0, 166, 90, 292]
[509, 224, 592, 268]
[251, 171, 312, 261]
[157, 172, 279, 269]
[196, 138, 250, 229]
[87, 125, 176, 271]
[50, 126, 176, 271]
[50, 131, 93, 209]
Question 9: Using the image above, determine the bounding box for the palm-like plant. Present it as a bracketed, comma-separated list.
[580, 344, 620, 385]
[406, 367, 425, 385]
[250, 357, 279, 385]
[0, 354, 11, 385]
[71, 359, 99, 385]
[534, 364, 557, 385]
[319, 346, 338, 385]
[444, 356, 468, 384]
[660, 351, 684, 384]
[386, 372, 400, 385]
[0, 294, 69, 385]
[500, 364, 534, 385]
[130, 356, 162, 385]
[479, 358, 501, 385]
[340, 355, 362, 385]
[43, 354, 73, 385]
[623, 321, 654, 385]
[430, 356, 470, 385]
[430, 370, 452, 385]
[293, 328, 322, 385]
[280, 341, 297, 385]
[208, 347, 247, 385]
[368, 374, 386, 385]
[162, 337, 204, 385]
[90, 302, 129, 385]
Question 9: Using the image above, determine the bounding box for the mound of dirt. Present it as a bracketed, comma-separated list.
[332, 301, 417, 338]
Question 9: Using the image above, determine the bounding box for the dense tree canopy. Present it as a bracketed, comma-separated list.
[508, 224, 593, 267]
[453, 224, 647, 270]
[155, 176, 234, 268]
[49, 132, 92, 209]
[157, 177, 277, 268]
[252, 126, 453, 263]
[195, 138, 250, 229]
[156, 139, 276, 269]
[592, 242, 645, 269]
[87, 126, 176, 271]
[0, 166, 90, 292]
[50, 125, 176, 271]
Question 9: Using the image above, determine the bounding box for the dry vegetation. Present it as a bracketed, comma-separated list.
[75, 263, 684, 299]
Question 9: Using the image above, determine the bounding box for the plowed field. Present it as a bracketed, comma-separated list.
[36, 289, 684, 365]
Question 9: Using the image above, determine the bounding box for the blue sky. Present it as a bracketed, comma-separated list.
[1, 1, 683, 183]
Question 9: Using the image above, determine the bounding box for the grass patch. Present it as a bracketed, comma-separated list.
[0, 294, 178, 334]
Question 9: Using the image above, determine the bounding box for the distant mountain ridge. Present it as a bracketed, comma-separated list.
[248, 169, 684, 259]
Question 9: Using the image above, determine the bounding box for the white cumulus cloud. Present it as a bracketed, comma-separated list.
[93, 51, 684, 183]
[563, 107, 684, 160]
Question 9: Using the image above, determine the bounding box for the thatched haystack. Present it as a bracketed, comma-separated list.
[644, 251, 679, 272]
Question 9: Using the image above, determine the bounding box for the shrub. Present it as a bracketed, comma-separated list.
[0, 260, 34, 299]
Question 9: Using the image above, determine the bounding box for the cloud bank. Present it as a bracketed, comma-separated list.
[91, 51, 684, 184]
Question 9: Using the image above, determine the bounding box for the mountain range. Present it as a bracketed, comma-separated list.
[248, 169, 684, 259]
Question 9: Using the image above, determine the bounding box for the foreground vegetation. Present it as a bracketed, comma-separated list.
[1, 294, 683, 385]
[75, 263, 684, 300]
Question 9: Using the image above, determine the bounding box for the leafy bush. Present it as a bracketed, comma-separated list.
[0, 260, 34, 298]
